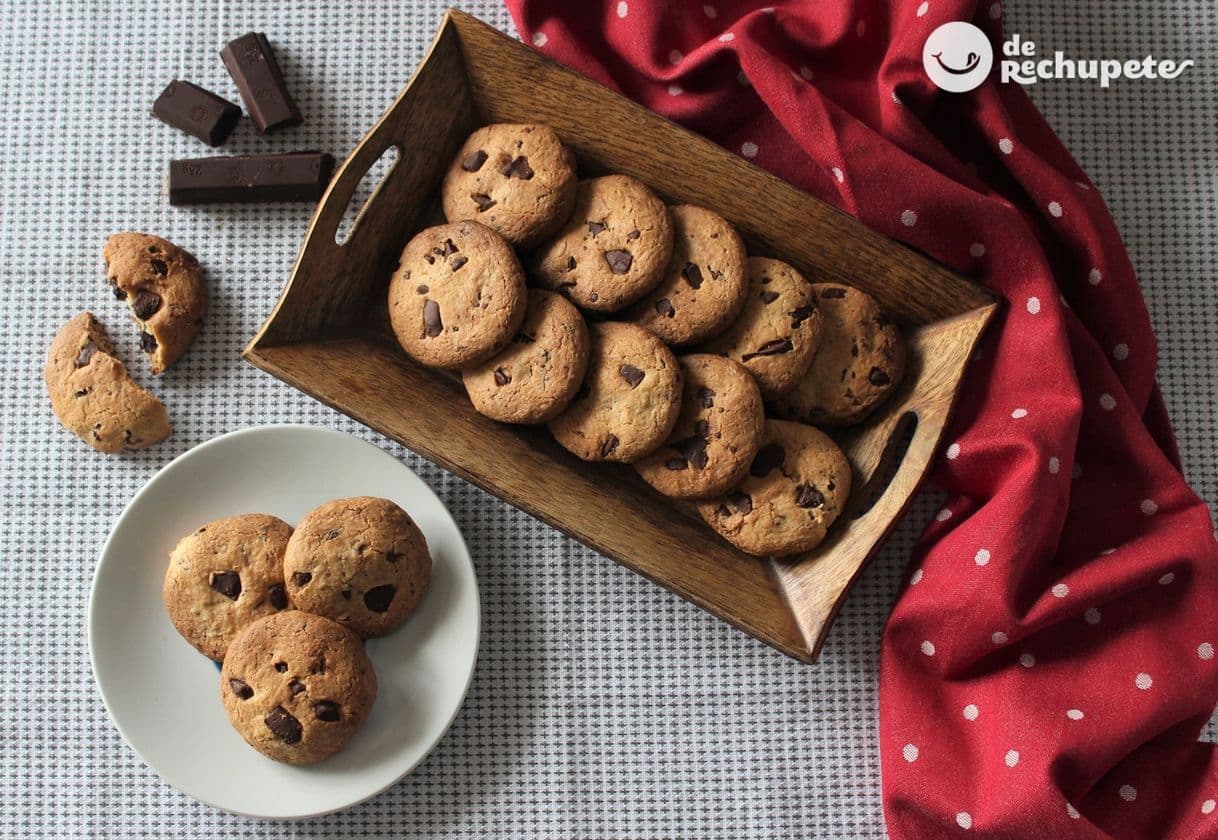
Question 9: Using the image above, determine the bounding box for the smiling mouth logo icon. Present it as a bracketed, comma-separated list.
[923, 22, 994, 92]
[932, 51, 981, 75]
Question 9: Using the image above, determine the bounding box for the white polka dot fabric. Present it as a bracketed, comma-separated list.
[0, 1, 1214, 836]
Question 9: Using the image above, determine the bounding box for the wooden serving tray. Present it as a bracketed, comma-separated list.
[245, 10, 998, 663]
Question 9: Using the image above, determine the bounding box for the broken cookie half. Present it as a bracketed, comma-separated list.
[103, 232, 208, 374]
[44, 312, 170, 452]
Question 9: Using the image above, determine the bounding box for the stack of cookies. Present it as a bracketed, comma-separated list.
[162, 496, 432, 764]
[386, 123, 906, 558]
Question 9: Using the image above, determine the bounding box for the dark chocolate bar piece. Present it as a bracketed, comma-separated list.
[152, 81, 242, 146]
[168, 152, 334, 205]
[219, 32, 301, 133]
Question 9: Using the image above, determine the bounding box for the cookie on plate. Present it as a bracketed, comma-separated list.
[773, 284, 906, 426]
[44, 312, 170, 452]
[221, 611, 377, 765]
[699, 257, 822, 398]
[697, 420, 852, 557]
[634, 354, 765, 499]
[462, 289, 590, 424]
[623, 205, 748, 346]
[441, 123, 578, 248]
[162, 514, 294, 661]
[284, 496, 431, 638]
[102, 232, 208, 374]
[532, 175, 673, 313]
[388, 221, 527, 369]
[548, 321, 682, 462]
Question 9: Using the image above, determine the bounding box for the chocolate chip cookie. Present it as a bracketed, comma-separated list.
[548, 321, 681, 462]
[388, 221, 527, 369]
[102, 232, 208, 374]
[634, 354, 764, 499]
[623, 205, 748, 346]
[698, 420, 852, 557]
[773, 284, 906, 426]
[699, 257, 822, 398]
[462, 289, 590, 424]
[162, 514, 294, 661]
[532, 175, 673, 312]
[44, 312, 170, 452]
[221, 611, 377, 765]
[441, 123, 578, 248]
[284, 497, 431, 638]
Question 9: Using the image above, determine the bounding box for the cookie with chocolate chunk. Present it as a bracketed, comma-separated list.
[634, 354, 764, 499]
[773, 284, 906, 426]
[103, 232, 208, 374]
[221, 611, 377, 765]
[532, 175, 673, 312]
[463, 289, 590, 424]
[548, 321, 681, 462]
[623, 205, 748, 346]
[44, 312, 170, 452]
[162, 514, 294, 661]
[284, 497, 431, 638]
[442, 123, 577, 247]
[388, 221, 527, 369]
[699, 257, 821, 398]
[698, 420, 852, 557]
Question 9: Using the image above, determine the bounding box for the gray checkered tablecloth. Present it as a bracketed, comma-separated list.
[1, 1, 1213, 837]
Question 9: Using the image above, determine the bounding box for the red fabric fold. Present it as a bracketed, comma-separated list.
[504, 1, 1218, 835]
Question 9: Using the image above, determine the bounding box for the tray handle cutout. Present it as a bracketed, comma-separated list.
[334, 144, 403, 245]
[851, 410, 918, 519]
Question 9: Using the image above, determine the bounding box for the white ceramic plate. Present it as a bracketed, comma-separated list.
[88, 424, 480, 819]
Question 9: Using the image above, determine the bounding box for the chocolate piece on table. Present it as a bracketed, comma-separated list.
[168, 152, 334, 205]
[152, 80, 242, 146]
[219, 32, 301, 134]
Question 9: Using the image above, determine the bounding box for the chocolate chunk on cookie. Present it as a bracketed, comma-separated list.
[44, 312, 170, 452]
[162, 514, 294, 661]
[442, 123, 578, 247]
[624, 205, 748, 346]
[697, 420, 852, 556]
[388, 221, 527, 369]
[773, 284, 906, 426]
[634, 354, 764, 499]
[548, 321, 682, 462]
[221, 611, 376, 765]
[102, 232, 208, 374]
[532, 175, 673, 313]
[463, 289, 590, 424]
[284, 497, 432, 638]
[699, 257, 822, 398]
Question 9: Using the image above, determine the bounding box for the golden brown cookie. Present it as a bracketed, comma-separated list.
[102, 232, 208, 374]
[548, 321, 682, 462]
[162, 514, 294, 661]
[698, 420, 852, 557]
[623, 205, 748, 346]
[388, 221, 527, 369]
[699, 257, 822, 398]
[284, 497, 431, 638]
[44, 312, 170, 452]
[634, 354, 765, 499]
[221, 612, 377, 765]
[441, 123, 578, 248]
[462, 289, 590, 424]
[772, 284, 906, 426]
[532, 175, 673, 313]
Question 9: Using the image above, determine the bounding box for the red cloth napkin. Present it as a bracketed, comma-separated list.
[505, 1, 1218, 836]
